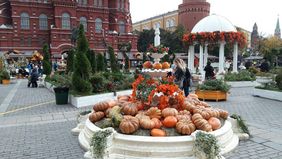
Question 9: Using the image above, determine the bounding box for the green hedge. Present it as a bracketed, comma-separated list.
[198, 79, 230, 92]
[224, 70, 255, 81]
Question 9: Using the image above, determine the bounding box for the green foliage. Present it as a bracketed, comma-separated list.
[198, 79, 231, 92]
[66, 48, 75, 73]
[87, 49, 97, 73]
[90, 73, 108, 93]
[0, 57, 4, 71]
[193, 131, 220, 159]
[248, 66, 259, 75]
[224, 70, 255, 81]
[72, 24, 92, 94]
[108, 46, 119, 73]
[230, 114, 250, 135]
[97, 53, 105, 72]
[275, 69, 282, 90]
[1, 70, 10, 80]
[42, 44, 52, 75]
[91, 129, 113, 159]
[49, 73, 72, 88]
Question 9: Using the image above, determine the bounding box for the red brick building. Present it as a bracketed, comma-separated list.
[0, 0, 137, 59]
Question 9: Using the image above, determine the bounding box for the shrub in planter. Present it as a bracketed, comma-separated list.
[1, 70, 10, 80]
[90, 73, 108, 93]
[275, 69, 282, 90]
[198, 79, 230, 92]
[224, 70, 255, 81]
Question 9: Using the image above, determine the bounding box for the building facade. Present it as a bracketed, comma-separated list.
[133, 0, 210, 32]
[0, 0, 137, 58]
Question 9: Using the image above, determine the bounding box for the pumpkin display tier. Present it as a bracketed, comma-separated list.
[141, 68, 172, 78]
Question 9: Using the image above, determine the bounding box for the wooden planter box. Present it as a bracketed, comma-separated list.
[195, 90, 227, 101]
[2, 79, 10, 85]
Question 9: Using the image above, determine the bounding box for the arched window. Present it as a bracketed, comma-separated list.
[98, 0, 102, 7]
[20, 12, 30, 29]
[62, 13, 70, 29]
[79, 17, 87, 31]
[39, 14, 48, 30]
[118, 20, 125, 33]
[166, 20, 170, 28]
[95, 18, 102, 33]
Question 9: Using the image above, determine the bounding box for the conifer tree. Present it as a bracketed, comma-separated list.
[87, 49, 97, 73]
[42, 44, 51, 75]
[97, 53, 105, 72]
[72, 24, 92, 94]
[66, 48, 75, 73]
[108, 46, 119, 73]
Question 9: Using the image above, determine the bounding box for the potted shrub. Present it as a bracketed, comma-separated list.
[1, 70, 11, 85]
[51, 74, 71, 105]
[255, 71, 273, 86]
[196, 79, 230, 101]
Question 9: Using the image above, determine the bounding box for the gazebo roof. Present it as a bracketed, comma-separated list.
[191, 14, 237, 33]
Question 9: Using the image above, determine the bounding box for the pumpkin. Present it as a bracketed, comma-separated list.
[176, 114, 191, 121]
[162, 108, 178, 118]
[117, 95, 130, 102]
[108, 100, 118, 107]
[119, 115, 140, 134]
[105, 108, 112, 117]
[150, 128, 166, 136]
[188, 93, 198, 99]
[208, 117, 221, 130]
[135, 111, 150, 121]
[89, 111, 105, 123]
[151, 118, 162, 128]
[146, 107, 162, 119]
[162, 62, 170, 69]
[122, 102, 138, 116]
[200, 101, 209, 107]
[193, 108, 211, 120]
[179, 110, 191, 116]
[153, 62, 162, 70]
[192, 113, 212, 132]
[217, 109, 229, 119]
[176, 119, 196, 135]
[182, 100, 196, 113]
[93, 101, 110, 112]
[143, 61, 152, 69]
[163, 116, 178, 128]
[140, 118, 155, 129]
[207, 109, 220, 118]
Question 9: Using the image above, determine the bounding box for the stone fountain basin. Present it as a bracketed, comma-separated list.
[78, 118, 238, 159]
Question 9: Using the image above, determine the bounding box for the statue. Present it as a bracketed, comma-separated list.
[154, 27, 160, 47]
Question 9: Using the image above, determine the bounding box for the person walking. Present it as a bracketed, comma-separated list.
[173, 58, 191, 97]
[30, 68, 39, 88]
[204, 61, 214, 80]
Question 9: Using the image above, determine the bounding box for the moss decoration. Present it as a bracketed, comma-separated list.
[230, 114, 250, 135]
[91, 128, 113, 159]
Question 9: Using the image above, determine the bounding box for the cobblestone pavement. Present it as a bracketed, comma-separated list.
[0, 79, 282, 159]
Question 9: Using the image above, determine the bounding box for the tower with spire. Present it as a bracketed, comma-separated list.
[274, 16, 281, 39]
[251, 23, 259, 50]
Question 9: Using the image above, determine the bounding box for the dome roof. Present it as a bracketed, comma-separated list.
[191, 14, 237, 33]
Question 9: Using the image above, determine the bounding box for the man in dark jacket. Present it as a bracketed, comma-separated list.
[30, 68, 39, 87]
[204, 61, 214, 80]
[260, 59, 269, 72]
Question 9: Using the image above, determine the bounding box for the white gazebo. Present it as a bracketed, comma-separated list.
[184, 14, 246, 77]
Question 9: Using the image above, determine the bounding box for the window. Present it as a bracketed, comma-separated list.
[166, 19, 175, 29]
[39, 14, 48, 30]
[121, 0, 124, 9]
[79, 17, 87, 31]
[62, 13, 70, 29]
[20, 12, 29, 29]
[94, 0, 98, 6]
[118, 20, 125, 33]
[98, 0, 102, 7]
[95, 18, 102, 33]
[77, 0, 87, 5]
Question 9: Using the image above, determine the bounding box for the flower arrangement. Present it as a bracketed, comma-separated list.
[147, 44, 169, 54]
[182, 31, 247, 48]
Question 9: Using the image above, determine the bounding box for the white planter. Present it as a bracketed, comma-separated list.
[256, 76, 272, 84]
[226, 81, 257, 88]
[253, 88, 282, 101]
[151, 53, 166, 63]
[70, 90, 132, 108]
[78, 119, 238, 159]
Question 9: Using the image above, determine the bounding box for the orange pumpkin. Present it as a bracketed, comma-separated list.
[119, 115, 140, 134]
[188, 93, 198, 99]
[153, 63, 162, 70]
[192, 113, 212, 132]
[151, 118, 162, 128]
[117, 95, 131, 102]
[176, 119, 196, 135]
[143, 61, 152, 69]
[93, 101, 110, 112]
[122, 102, 138, 116]
[146, 107, 162, 119]
[163, 116, 178, 128]
[151, 128, 166, 137]
[135, 111, 150, 121]
[162, 108, 178, 118]
[89, 111, 105, 123]
[140, 118, 155, 129]
[108, 100, 118, 107]
[162, 62, 170, 69]
[208, 117, 221, 130]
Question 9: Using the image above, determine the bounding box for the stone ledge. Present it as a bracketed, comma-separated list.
[226, 81, 258, 88]
[253, 88, 282, 101]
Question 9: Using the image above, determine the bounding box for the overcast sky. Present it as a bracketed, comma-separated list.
[130, 0, 282, 37]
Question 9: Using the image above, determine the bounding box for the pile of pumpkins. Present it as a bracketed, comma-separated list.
[89, 94, 229, 137]
[143, 61, 170, 70]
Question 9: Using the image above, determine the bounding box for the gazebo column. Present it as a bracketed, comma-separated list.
[218, 41, 226, 74]
[232, 42, 238, 73]
[204, 44, 208, 68]
[199, 44, 204, 75]
[188, 45, 195, 72]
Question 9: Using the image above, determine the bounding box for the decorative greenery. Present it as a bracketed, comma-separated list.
[198, 79, 231, 92]
[275, 69, 282, 90]
[193, 131, 220, 159]
[72, 24, 92, 94]
[248, 66, 259, 75]
[87, 49, 97, 74]
[66, 48, 75, 73]
[255, 71, 273, 77]
[255, 83, 282, 92]
[1, 70, 10, 80]
[42, 44, 52, 76]
[108, 46, 119, 73]
[49, 73, 72, 88]
[91, 128, 113, 159]
[97, 53, 106, 72]
[147, 44, 169, 54]
[224, 70, 255, 81]
[230, 114, 250, 135]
